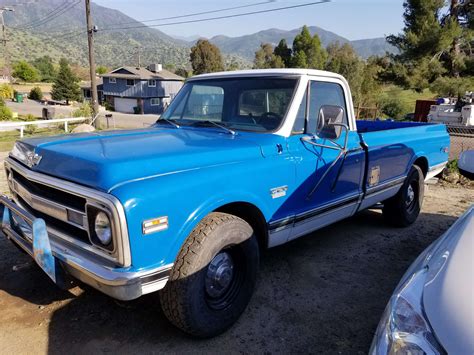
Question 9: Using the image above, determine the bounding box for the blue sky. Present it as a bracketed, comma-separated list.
[94, 0, 405, 41]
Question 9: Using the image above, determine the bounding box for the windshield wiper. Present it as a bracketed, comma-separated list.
[193, 120, 236, 135]
[156, 118, 180, 128]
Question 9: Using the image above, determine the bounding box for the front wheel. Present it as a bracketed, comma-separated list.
[159, 212, 259, 338]
[382, 165, 424, 227]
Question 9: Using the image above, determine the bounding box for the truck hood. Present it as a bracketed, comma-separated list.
[423, 206, 474, 354]
[14, 127, 264, 192]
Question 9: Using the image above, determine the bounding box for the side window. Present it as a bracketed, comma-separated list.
[307, 81, 348, 133]
[292, 89, 307, 134]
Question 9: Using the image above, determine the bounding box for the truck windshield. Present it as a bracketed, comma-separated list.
[160, 77, 298, 132]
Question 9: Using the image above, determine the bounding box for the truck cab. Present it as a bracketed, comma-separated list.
[1, 69, 450, 338]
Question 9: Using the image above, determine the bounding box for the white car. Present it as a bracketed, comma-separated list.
[459, 150, 474, 180]
[370, 205, 474, 354]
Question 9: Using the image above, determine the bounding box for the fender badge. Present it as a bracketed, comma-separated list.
[270, 186, 288, 199]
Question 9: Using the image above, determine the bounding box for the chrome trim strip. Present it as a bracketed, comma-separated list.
[365, 176, 406, 196]
[5, 158, 131, 267]
[268, 193, 361, 231]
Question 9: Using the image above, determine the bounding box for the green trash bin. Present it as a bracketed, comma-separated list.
[15, 93, 24, 103]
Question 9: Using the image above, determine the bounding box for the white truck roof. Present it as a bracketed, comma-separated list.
[189, 68, 346, 81]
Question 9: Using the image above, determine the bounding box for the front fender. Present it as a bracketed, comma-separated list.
[110, 157, 291, 270]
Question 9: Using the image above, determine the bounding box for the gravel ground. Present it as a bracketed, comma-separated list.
[0, 163, 472, 354]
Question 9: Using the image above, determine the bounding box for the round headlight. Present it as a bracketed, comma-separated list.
[94, 211, 112, 245]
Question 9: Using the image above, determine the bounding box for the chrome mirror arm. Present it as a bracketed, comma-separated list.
[300, 123, 350, 200]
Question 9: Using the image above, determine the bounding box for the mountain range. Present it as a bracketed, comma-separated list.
[1, 0, 396, 69]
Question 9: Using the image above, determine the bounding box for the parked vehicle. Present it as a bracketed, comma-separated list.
[370, 205, 474, 354]
[0, 69, 450, 337]
[428, 93, 474, 126]
[458, 150, 474, 180]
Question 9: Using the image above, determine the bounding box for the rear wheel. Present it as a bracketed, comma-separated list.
[159, 212, 259, 338]
[382, 165, 424, 227]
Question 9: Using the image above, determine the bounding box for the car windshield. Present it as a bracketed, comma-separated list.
[160, 77, 298, 132]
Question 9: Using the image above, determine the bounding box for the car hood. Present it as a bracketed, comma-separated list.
[15, 127, 264, 192]
[423, 206, 474, 354]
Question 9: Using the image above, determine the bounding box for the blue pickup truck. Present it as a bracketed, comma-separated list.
[1, 69, 449, 337]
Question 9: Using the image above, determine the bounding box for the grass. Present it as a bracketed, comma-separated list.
[12, 83, 53, 94]
[381, 85, 436, 113]
[0, 127, 74, 153]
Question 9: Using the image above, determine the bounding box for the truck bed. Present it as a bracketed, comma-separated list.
[356, 120, 432, 133]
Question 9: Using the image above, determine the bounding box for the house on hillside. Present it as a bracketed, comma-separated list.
[101, 64, 184, 114]
[81, 77, 104, 104]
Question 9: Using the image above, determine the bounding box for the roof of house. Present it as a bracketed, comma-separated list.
[102, 66, 184, 81]
[80, 77, 103, 89]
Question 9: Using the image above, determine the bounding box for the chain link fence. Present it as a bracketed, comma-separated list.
[447, 125, 474, 160]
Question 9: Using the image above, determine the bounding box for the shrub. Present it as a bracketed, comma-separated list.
[380, 98, 405, 120]
[29, 86, 43, 100]
[22, 114, 37, 121]
[0, 105, 13, 121]
[0, 96, 5, 106]
[73, 101, 92, 117]
[24, 124, 37, 135]
[0, 84, 14, 100]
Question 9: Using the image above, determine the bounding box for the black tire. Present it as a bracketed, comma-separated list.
[159, 212, 259, 338]
[382, 165, 424, 227]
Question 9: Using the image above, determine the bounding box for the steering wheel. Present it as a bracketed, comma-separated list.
[259, 112, 281, 129]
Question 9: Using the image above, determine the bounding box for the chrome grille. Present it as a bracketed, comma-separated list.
[5, 158, 132, 267]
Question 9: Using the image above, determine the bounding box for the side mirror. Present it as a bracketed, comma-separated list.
[316, 105, 345, 140]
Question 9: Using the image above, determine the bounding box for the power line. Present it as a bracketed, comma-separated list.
[13, 0, 80, 29]
[98, 1, 331, 32]
[23, 0, 80, 29]
[105, 0, 276, 27]
[32, 0, 275, 38]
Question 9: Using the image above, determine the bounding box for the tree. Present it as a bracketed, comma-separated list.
[95, 65, 109, 75]
[12, 60, 40, 82]
[190, 39, 224, 75]
[29, 86, 43, 101]
[292, 26, 327, 69]
[175, 67, 190, 78]
[430, 76, 474, 97]
[292, 50, 308, 68]
[274, 39, 292, 67]
[31, 56, 56, 82]
[326, 42, 364, 109]
[253, 43, 285, 69]
[385, 0, 473, 90]
[51, 58, 81, 104]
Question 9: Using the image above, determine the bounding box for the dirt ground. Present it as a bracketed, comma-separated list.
[0, 159, 472, 354]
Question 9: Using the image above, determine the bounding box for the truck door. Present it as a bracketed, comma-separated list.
[286, 80, 365, 241]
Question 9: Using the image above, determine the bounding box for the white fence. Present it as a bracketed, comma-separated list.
[0, 117, 90, 138]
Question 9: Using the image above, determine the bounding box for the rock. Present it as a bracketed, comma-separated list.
[72, 124, 95, 134]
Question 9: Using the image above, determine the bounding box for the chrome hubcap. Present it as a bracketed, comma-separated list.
[406, 184, 415, 205]
[205, 252, 234, 298]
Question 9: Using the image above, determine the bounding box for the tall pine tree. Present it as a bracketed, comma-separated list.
[51, 58, 81, 104]
[292, 26, 327, 69]
[274, 39, 292, 67]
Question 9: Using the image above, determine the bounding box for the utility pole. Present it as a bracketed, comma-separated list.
[136, 46, 141, 68]
[85, 0, 99, 127]
[0, 7, 14, 82]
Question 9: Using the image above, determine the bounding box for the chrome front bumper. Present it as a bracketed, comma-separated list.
[0, 195, 172, 301]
